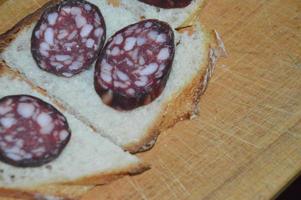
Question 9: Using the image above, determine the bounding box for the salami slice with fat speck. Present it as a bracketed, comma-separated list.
[0, 95, 71, 167]
[94, 19, 175, 110]
[138, 0, 192, 8]
[31, 0, 106, 77]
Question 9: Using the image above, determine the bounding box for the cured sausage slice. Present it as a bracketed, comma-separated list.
[94, 19, 175, 110]
[138, 0, 192, 8]
[0, 95, 71, 167]
[31, 0, 106, 77]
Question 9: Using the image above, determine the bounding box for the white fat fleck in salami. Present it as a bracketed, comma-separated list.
[59, 130, 69, 141]
[124, 37, 136, 51]
[114, 81, 127, 88]
[144, 22, 152, 28]
[101, 59, 113, 72]
[0, 95, 71, 167]
[148, 31, 159, 41]
[44, 28, 54, 45]
[94, 28, 103, 37]
[69, 61, 82, 70]
[0, 117, 16, 128]
[37, 112, 52, 127]
[47, 12, 58, 25]
[40, 122, 55, 135]
[126, 88, 135, 95]
[70, 7, 82, 15]
[84, 4, 92, 11]
[62, 7, 71, 14]
[110, 46, 120, 56]
[35, 30, 40, 39]
[31, 147, 46, 156]
[40, 23, 47, 31]
[51, 61, 64, 69]
[157, 48, 170, 60]
[94, 19, 175, 110]
[17, 103, 35, 118]
[139, 63, 158, 76]
[135, 76, 148, 87]
[75, 15, 87, 28]
[101, 71, 112, 83]
[116, 70, 129, 81]
[62, 72, 73, 77]
[114, 34, 124, 45]
[80, 24, 93, 37]
[137, 37, 146, 46]
[31, 0, 106, 77]
[85, 38, 95, 48]
[40, 42, 50, 51]
[40, 50, 49, 57]
[156, 34, 167, 43]
[55, 55, 71, 61]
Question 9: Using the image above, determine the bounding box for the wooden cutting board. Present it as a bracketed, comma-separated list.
[0, 0, 300, 199]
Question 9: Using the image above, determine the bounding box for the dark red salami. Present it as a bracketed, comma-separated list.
[138, 0, 192, 8]
[0, 95, 71, 167]
[94, 19, 175, 110]
[31, 0, 106, 77]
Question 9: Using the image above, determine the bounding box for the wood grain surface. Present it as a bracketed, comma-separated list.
[0, 0, 300, 200]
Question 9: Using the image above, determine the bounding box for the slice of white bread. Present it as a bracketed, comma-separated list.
[0, 67, 147, 199]
[0, 0, 220, 153]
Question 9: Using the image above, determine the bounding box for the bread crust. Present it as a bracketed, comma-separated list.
[0, 197, 25, 200]
[0, 186, 90, 200]
[61, 162, 149, 185]
[0, 162, 148, 200]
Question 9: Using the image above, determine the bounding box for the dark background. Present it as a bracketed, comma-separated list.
[276, 176, 301, 200]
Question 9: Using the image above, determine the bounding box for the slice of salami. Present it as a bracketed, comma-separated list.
[31, 0, 106, 77]
[138, 0, 192, 8]
[0, 95, 71, 167]
[94, 19, 175, 110]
